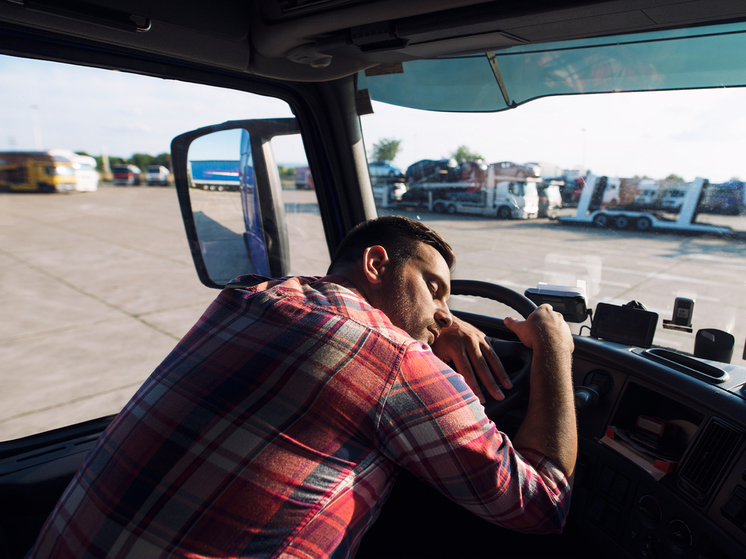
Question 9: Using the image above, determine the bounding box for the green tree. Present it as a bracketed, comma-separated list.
[130, 153, 158, 170]
[665, 173, 684, 182]
[451, 145, 483, 163]
[277, 165, 295, 180]
[154, 152, 172, 168]
[370, 138, 401, 162]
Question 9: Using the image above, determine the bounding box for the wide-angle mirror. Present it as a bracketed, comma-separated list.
[172, 119, 301, 288]
[187, 129, 256, 284]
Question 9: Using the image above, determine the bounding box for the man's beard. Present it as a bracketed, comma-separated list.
[374, 266, 437, 343]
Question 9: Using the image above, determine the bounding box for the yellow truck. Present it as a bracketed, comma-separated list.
[0, 151, 77, 192]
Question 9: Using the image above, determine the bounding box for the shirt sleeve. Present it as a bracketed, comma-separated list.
[375, 341, 571, 534]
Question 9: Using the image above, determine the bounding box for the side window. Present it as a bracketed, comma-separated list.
[0, 56, 329, 441]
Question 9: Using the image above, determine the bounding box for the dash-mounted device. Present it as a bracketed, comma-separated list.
[663, 297, 695, 333]
[524, 284, 590, 323]
[591, 302, 658, 348]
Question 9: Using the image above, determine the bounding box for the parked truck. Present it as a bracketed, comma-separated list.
[189, 160, 241, 191]
[429, 164, 539, 219]
[0, 151, 77, 192]
[294, 166, 314, 190]
[47, 149, 99, 192]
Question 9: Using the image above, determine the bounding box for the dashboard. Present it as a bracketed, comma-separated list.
[570, 337, 746, 559]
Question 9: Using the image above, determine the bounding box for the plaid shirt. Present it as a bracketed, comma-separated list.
[29, 275, 570, 559]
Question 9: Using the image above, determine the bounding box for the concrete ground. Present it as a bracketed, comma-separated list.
[0, 185, 216, 440]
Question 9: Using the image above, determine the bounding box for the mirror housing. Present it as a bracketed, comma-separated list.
[171, 119, 300, 288]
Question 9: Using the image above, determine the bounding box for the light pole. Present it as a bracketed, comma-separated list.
[31, 105, 43, 150]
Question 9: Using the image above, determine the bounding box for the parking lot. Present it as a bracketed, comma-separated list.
[2, 185, 746, 440]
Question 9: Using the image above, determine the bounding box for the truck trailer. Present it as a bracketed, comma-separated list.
[559, 175, 730, 234]
[189, 160, 241, 191]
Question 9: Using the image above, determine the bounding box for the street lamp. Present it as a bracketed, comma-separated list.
[31, 105, 44, 150]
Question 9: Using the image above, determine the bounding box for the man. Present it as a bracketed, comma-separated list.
[28, 215, 576, 559]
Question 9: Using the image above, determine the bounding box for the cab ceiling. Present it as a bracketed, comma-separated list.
[1, 0, 746, 81]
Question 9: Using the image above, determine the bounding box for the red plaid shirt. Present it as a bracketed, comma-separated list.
[29, 275, 570, 559]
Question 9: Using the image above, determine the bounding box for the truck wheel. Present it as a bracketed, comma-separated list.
[433, 202, 445, 213]
[635, 216, 652, 231]
[614, 215, 630, 229]
[447, 204, 457, 215]
[592, 213, 609, 228]
[498, 206, 512, 219]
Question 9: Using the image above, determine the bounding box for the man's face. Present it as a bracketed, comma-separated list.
[375, 242, 453, 344]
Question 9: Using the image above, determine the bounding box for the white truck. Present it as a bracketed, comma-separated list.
[424, 166, 539, 219]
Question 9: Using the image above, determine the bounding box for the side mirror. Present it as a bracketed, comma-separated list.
[171, 119, 300, 288]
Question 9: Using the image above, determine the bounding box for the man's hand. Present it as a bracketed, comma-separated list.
[431, 315, 512, 404]
[503, 304, 574, 357]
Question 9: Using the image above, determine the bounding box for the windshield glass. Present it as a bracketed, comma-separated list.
[54, 165, 74, 176]
[0, 55, 326, 441]
[360, 86, 746, 366]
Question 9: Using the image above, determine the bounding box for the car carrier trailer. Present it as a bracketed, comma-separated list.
[558, 176, 731, 234]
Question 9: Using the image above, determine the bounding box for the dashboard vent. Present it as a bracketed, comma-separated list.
[678, 419, 742, 505]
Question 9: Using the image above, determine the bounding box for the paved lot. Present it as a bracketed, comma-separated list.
[1, 185, 216, 440]
[2, 185, 746, 440]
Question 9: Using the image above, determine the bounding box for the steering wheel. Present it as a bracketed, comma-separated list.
[450, 279, 536, 417]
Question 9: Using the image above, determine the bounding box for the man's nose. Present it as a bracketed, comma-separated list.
[434, 301, 453, 329]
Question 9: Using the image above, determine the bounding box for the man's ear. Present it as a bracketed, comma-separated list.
[362, 245, 390, 285]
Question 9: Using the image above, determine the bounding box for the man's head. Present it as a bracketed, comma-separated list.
[328, 215, 455, 273]
[328, 216, 455, 344]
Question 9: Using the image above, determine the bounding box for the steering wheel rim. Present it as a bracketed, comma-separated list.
[450, 279, 536, 416]
[450, 279, 537, 318]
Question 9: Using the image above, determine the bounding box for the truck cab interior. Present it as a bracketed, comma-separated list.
[3, 1, 746, 558]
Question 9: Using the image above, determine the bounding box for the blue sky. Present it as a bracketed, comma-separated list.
[3, 54, 746, 182]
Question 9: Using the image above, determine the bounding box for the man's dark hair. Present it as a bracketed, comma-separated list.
[327, 215, 455, 273]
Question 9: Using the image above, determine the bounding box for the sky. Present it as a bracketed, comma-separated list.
[3, 54, 746, 183]
[361, 88, 746, 183]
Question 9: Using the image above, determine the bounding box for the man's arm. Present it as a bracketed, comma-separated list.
[504, 305, 577, 479]
[431, 315, 512, 404]
[378, 340, 572, 534]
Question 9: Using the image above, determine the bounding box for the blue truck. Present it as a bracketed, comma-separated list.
[189, 160, 241, 191]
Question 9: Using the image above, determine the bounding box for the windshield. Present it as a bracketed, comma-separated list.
[359, 85, 746, 367]
[0, 55, 322, 441]
[53, 165, 74, 176]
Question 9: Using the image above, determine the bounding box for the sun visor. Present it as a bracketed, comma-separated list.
[357, 22, 746, 112]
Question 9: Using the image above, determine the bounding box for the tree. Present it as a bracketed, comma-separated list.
[154, 152, 172, 167]
[370, 138, 401, 162]
[451, 145, 483, 163]
[665, 173, 684, 182]
[130, 153, 158, 170]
